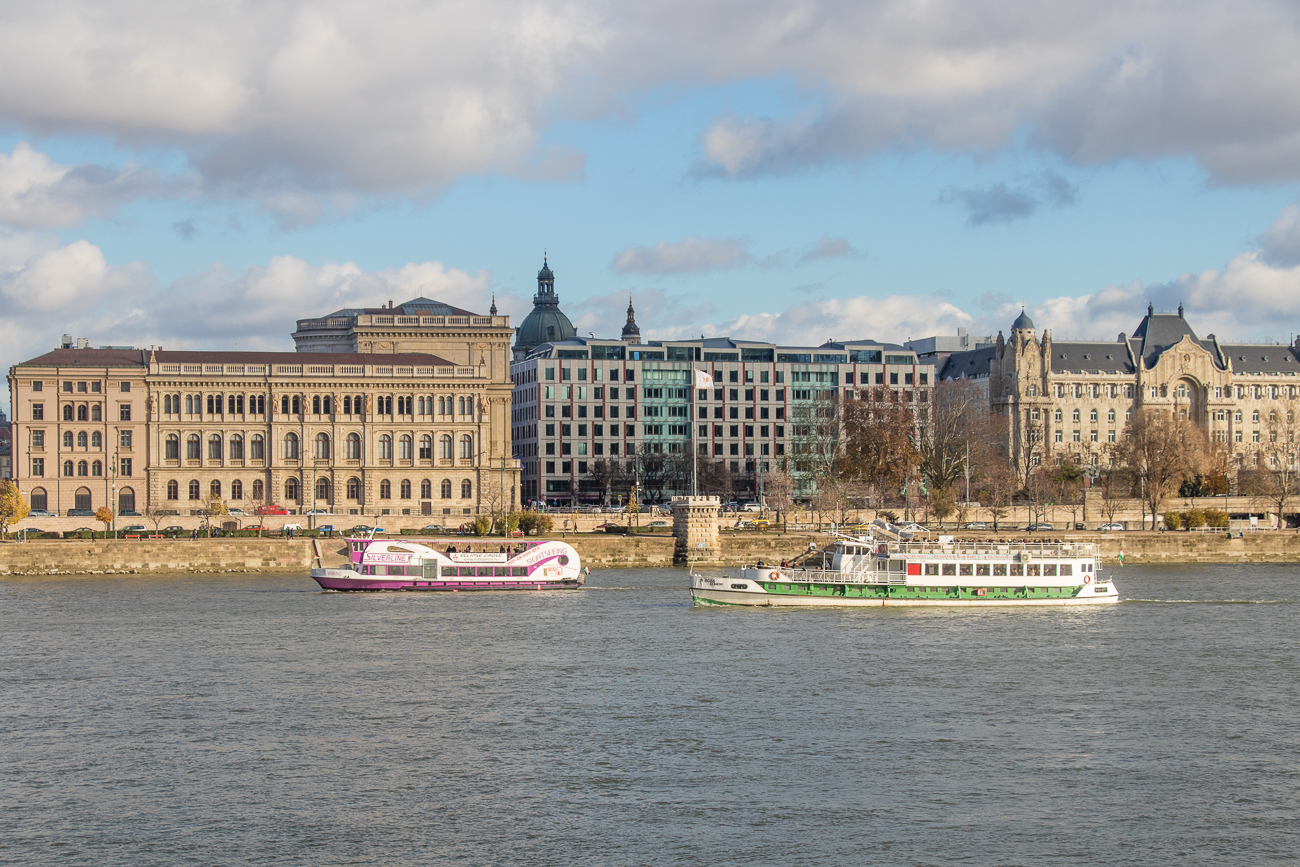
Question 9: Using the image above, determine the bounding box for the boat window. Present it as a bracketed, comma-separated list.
[477, 567, 494, 577]
[494, 567, 509, 577]
[993, 564, 1008, 576]
[1027, 564, 1041, 576]
[1010, 564, 1024, 576]
[731, 584, 748, 590]
[1043, 564, 1058, 576]
[511, 567, 528, 577]
[386, 546, 414, 554]
[941, 563, 957, 576]
[888, 559, 905, 572]
[959, 564, 973, 576]
[924, 563, 939, 576]
[976, 564, 990, 576]
[1061, 564, 1073, 576]
[558, 555, 570, 566]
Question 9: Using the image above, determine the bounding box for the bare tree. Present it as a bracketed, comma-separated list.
[1113, 408, 1207, 522]
[763, 462, 796, 523]
[918, 379, 988, 495]
[841, 386, 918, 506]
[790, 391, 843, 497]
[1255, 409, 1300, 528]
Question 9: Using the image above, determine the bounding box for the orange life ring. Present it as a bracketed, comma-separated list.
[975, 588, 987, 597]
[769, 571, 779, 579]
[876, 545, 887, 555]
[1084, 575, 1092, 584]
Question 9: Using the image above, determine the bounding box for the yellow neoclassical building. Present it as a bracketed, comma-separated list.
[6, 298, 518, 518]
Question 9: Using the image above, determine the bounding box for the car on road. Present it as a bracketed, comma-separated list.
[646, 520, 671, 528]
[121, 525, 147, 533]
[962, 521, 988, 530]
[1098, 522, 1125, 531]
[741, 503, 762, 512]
[68, 509, 95, 517]
[28, 509, 56, 517]
[420, 525, 450, 534]
[19, 528, 47, 535]
[303, 509, 330, 515]
[257, 504, 290, 516]
[1024, 523, 1055, 531]
[163, 525, 185, 534]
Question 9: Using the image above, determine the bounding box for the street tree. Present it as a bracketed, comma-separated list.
[841, 386, 918, 507]
[1113, 408, 1207, 522]
[0, 480, 30, 538]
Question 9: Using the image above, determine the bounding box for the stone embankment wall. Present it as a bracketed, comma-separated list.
[5, 530, 1300, 576]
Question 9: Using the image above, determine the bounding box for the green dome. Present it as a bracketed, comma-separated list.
[515, 254, 576, 355]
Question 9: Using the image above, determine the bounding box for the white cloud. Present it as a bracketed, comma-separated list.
[0, 143, 173, 228]
[610, 236, 751, 274]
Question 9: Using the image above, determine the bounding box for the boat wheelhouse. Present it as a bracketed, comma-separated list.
[691, 532, 1118, 607]
[311, 537, 585, 591]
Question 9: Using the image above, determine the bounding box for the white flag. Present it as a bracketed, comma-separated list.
[694, 369, 714, 388]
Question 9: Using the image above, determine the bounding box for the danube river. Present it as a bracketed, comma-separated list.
[3, 565, 1298, 865]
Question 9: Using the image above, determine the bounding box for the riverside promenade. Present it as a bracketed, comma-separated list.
[4, 529, 1300, 575]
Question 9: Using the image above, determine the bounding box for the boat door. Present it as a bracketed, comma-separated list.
[422, 558, 440, 581]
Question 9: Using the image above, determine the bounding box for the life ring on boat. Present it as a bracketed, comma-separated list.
[1084, 575, 1092, 584]
[769, 571, 779, 579]
[975, 588, 987, 597]
[876, 544, 887, 555]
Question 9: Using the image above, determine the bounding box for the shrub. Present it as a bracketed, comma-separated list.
[471, 516, 492, 536]
[1184, 508, 1206, 529]
[517, 512, 553, 536]
[1203, 508, 1230, 529]
[1162, 511, 1183, 530]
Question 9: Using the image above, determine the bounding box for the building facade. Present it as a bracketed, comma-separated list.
[941, 305, 1300, 474]
[8, 298, 519, 518]
[511, 322, 934, 505]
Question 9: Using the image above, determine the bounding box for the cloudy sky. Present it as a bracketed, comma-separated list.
[6, 0, 1300, 413]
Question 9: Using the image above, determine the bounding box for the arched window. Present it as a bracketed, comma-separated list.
[187, 434, 201, 460]
[379, 435, 392, 460]
[167, 480, 179, 500]
[119, 488, 135, 514]
[1253, 410, 1261, 423]
[461, 479, 472, 499]
[315, 477, 330, 501]
[209, 435, 223, 460]
[77, 460, 88, 477]
[77, 431, 88, 448]
[400, 479, 411, 499]
[1071, 409, 1080, 423]
[231, 480, 243, 500]
[315, 433, 331, 460]
[74, 488, 92, 511]
[440, 434, 453, 460]
[285, 477, 299, 502]
[380, 480, 392, 499]
[186, 395, 194, 414]
[93, 431, 103, 448]
[420, 479, 432, 498]
[459, 434, 473, 460]
[284, 432, 299, 459]
[164, 394, 173, 414]
[1089, 409, 1098, 423]
[64, 460, 74, 476]
[346, 433, 361, 459]
[30, 488, 47, 511]
[251, 435, 264, 461]
[91, 405, 101, 422]
[355, 395, 364, 416]
[419, 434, 432, 459]
[441, 479, 452, 499]
[230, 435, 244, 460]
[210, 480, 222, 499]
[64, 431, 74, 448]
[399, 434, 413, 460]
[252, 479, 264, 501]
[91, 461, 102, 477]
[347, 477, 361, 500]
[312, 395, 321, 415]
[166, 435, 180, 460]
[77, 404, 88, 421]
[1107, 409, 1116, 423]
[188, 480, 201, 500]
[458, 396, 466, 416]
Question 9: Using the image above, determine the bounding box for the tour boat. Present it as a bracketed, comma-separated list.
[690, 530, 1118, 607]
[311, 536, 586, 591]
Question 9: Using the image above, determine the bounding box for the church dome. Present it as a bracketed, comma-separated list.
[514, 254, 576, 356]
[1012, 309, 1035, 331]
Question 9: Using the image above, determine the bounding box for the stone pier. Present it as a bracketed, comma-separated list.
[672, 496, 721, 565]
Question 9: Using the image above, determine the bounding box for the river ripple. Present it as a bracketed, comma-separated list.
[2, 565, 1299, 866]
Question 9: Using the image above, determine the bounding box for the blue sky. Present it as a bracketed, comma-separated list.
[5, 0, 1300, 415]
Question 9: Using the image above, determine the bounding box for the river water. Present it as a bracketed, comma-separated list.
[2, 565, 1299, 866]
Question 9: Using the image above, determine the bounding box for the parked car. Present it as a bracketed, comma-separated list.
[594, 522, 621, 530]
[19, 528, 47, 535]
[646, 520, 670, 528]
[304, 509, 330, 515]
[68, 509, 95, 517]
[741, 503, 762, 512]
[226, 508, 245, 516]
[421, 524, 449, 533]
[242, 525, 268, 532]
[28, 509, 56, 517]
[282, 523, 303, 533]
[962, 521, 988, 530]
[316, 525, 338, 536]
[121, 525, 147, 533]
[257, 504, 289, 516]
[1098, 522, 1125, 531]
[1025, 523, 1055, 531]
[164, 525, 185, 534]
[72, 527, 97, 534]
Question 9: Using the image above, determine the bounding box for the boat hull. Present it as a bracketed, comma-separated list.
[690, 573, 1119, 607]
[692, 587, 1119, 607]
[312, 567, 584, 592]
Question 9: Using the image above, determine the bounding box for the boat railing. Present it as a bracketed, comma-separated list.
[870, 540, 1098, 559]
[772, 567, 902, 586]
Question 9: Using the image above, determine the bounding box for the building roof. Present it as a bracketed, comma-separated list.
[1219, 345, 1300, 374]
[1012, 310, 1035, 330]
[515, 255, 576, 354]
[1047, 342, 1135, 374]
[939, 345, 997, 379]
[14, 348, 147, 368]
[319, 296, 478, 320]
[154, 349, 456, 367]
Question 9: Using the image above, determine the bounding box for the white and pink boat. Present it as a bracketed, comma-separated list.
[311, 536, 586, 592]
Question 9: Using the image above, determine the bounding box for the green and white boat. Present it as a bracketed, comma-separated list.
[691, 531, 1118, 607]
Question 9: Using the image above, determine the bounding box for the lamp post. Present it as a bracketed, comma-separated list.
[112, 425, 119, 538]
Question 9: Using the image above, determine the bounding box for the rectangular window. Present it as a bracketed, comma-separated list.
[958, 564, 973, 576]
[119, 458, 132, 477]
[976, 564, 990, 576]
[119, 405, 131, 421]
[120, 430, 132, 448]
[31, 458, 44, 476]
[31, 403, 43, 420]
[993, 564, 1007, 576]
[941, 564, 956, 576]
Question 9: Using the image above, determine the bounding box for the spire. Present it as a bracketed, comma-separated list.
[621, 293, 641, 341]
[489, 294, 498, 316]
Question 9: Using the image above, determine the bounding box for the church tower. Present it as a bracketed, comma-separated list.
[621, 295, 641, 342]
